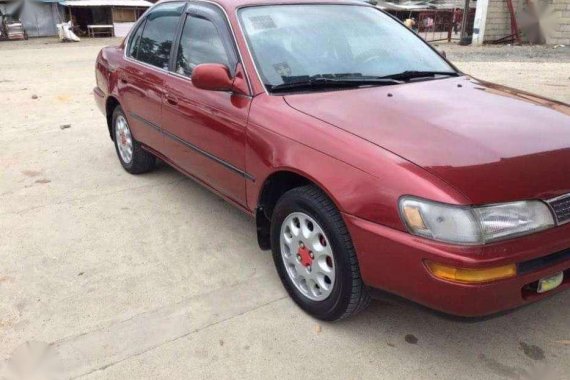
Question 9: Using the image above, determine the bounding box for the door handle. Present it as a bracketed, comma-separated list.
[165, 95, 178, 106]
[120, 77, 128, 84]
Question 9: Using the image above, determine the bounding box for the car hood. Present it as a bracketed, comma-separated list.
[284, 76, 570, 204]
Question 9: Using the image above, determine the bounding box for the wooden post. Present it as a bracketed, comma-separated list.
[459, 0, 471, 45]
[111, 6, 115, 37]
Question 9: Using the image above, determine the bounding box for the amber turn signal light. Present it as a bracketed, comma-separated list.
[426, 261, 517, 284]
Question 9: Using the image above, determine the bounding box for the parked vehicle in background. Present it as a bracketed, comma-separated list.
[94, 0, 570, 321]
[0, 14, 27, 41]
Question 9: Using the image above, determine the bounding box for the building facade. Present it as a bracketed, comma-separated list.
[473, 0, 570, 45]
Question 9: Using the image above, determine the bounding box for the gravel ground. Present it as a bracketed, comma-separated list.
[441, 43, 570, 104]
[0, 38, 569, 380]
[5, 36, 570, 61]
[436, 43, 570, 63]
[0, 37, 121, 50]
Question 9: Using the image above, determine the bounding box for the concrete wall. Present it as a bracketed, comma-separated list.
[473, 0, 570, 45]
[472, 0, 523, 43]
[484, 0, 522, 41]
[547, 0, 570, 45]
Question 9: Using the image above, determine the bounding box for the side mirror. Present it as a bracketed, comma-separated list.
[192, 63, 233, 92]
[439, 50, 447, 59]
[191, 63, 249, 95]
[192, 63, 233, 91]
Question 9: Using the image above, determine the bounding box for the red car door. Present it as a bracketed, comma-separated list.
[117, 2, 186, 151]
[160, 3, 252, 205]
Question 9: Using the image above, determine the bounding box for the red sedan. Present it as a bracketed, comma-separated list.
[94, 0, 570, 320]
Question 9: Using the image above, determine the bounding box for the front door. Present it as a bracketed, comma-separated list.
[161, 4, 252, 205]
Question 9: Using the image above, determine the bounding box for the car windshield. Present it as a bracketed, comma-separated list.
[238, 5, 456, 92]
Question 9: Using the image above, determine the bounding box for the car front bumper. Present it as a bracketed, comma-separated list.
[344, 213, 570, 317]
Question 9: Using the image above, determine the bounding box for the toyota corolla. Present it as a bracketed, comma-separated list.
[94, 0, 570, 320]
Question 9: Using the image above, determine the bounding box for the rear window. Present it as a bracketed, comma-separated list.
[136, 2, 185, 69]
[127, 19, 145, 58]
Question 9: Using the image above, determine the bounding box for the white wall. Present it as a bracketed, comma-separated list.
[472, 0, 570, 45]
[113, 21, 134, 37]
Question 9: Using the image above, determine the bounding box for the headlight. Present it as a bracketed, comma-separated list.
[399, 197, 555, 244]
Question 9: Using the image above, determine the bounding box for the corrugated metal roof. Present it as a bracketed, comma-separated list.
[377, 0, 475, 10]
[376, 1, 433, 10]
[59, 0, 152, 7]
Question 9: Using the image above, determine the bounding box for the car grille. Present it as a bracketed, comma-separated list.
[549, 194, 570, 224]
[518, 247, 570, 274]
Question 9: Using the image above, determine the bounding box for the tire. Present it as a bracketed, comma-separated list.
[112, 106, 155, 174]
[271, 185, 370, 321]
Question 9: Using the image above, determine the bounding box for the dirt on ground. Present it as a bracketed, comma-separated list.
[0, 37, 569, 380]
[439, 42, 570, 103]
[437, 43, 570, 63]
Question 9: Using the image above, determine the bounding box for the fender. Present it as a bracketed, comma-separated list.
[245, 95, 471, 231]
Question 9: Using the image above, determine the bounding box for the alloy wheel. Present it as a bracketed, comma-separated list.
[280, 212, 336, 301]
[115, 114, 133, 164]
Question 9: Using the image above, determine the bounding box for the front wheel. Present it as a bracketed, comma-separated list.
[271, 185, 370, 321]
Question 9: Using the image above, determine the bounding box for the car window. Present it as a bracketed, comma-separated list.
[137, 2, 185, 70]
[127, 19, 145, 58]
[239, 5, 454, 89]
[175, 15, 230, 77]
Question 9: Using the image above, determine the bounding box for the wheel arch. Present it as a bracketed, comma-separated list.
[255, 169, 342, 250]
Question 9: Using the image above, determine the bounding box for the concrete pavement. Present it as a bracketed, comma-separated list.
[0, 38, 569, 379]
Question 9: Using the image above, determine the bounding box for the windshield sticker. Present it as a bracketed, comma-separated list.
[249, 15, 276, 30]
[273, 63, 292, 77]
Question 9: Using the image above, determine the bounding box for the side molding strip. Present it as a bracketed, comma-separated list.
[129, 112, 160, 132]
[129, 112, 255, 182]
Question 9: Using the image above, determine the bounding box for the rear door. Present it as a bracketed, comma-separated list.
[118, 2, 185, 151]
[161, 3, 252, 205]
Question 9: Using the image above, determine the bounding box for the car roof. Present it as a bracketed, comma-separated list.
[158, 0, 371, 12]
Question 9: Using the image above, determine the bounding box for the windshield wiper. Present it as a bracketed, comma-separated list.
[267, 74, 403, 93]
[378, 70, 459, 82]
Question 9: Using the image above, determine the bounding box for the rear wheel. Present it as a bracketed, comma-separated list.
[271, 185, 370, 321]
[112, 106, 155, 174]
